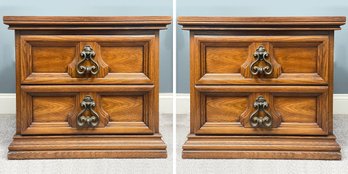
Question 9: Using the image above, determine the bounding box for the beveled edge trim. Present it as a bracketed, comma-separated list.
[9, 150, 167, 159]
[195, 85, 328, 92]
[178, 16, 346, 24]
[4, 16, 172, 30]
[178, 16, 346, 30]
[21, 85, 155, 92]
[197, 73, 328, 85]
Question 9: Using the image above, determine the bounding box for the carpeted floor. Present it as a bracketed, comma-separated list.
[1, 114, 348, 174]
[0, 114, 173, 174]
[177, 114, 348, 174]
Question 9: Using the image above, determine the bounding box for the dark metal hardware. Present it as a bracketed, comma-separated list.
[250, 96, 272, 128]
[76, 45, 99, 75]
[77, 96, 99, 128]
[250, 45, 273, 76]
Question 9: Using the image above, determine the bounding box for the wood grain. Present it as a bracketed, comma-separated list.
[206, 46, 248, 73]
[206, 96, 248, 122]
[273, 44, 318, 73]
[32, 46, 76, 73]
[102, 95, 143, 122]
[101, 46, 143, 73]
[274, 96, 317, 123]
[33, 96, 75, 122]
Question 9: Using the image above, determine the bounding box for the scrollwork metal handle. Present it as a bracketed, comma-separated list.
[77, 96, 99, 128]
[76, 45, 99, 75]
[250, 96, 272, 128]
[250, 45, 273, 76]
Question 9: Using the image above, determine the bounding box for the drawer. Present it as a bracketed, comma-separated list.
[192, 85, 329, 135]
[20, 35, 157, 84]
[193, 35, 329, 85]
[20, 85, 157, 135]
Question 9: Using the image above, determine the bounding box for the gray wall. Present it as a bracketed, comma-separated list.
[0, 0, 173, 93]
[177, 0, 348, 93]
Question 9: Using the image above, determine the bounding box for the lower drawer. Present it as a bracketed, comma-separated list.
[20, 85, 157, 135]
[193, 85, 329, 135]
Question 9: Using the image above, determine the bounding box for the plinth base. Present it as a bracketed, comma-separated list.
[8, 134, 167, 159]
[182, 134, 341, 160]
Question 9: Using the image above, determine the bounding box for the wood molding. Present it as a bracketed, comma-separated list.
[178, 16, 346, 30]
[8, 134, 166, 159]
[182, 134, 341, 159]
[4, 16, 172, 30]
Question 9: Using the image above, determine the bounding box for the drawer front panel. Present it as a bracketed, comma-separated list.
[194, 35, 329, 85]
[20, 85, 156, 135]
[32, 96, 75, 122]
[102, 95, 143, 122]
[193, 86, 329, 135]
[20, 35, 156, 84]
[32, 45, 76, 73]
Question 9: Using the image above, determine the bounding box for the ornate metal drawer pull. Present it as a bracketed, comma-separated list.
[77, 96, 99, 128]
[76, 45, 99, 75]
[250, 45, 273, 76]
[250, 96, 272, 128]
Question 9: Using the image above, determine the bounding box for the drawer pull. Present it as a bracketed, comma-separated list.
[250, 45, 273, 76]
[250, 96, 272, 128]
[77, 96, 99, 128]
[76, 45, 100, 75]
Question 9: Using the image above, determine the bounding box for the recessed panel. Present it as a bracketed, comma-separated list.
[102, 95, 143, 122]
[206, 96, 248, 122]
[101, 46, 144, 73]
[32, 46, 76, 73]
[206, 46, 248, 73]
[273, 44, 318, 73]
[273, 96, 317, 123]
[33, 96, 75, 122]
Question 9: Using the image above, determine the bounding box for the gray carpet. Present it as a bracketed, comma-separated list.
[177, 114, 348, 174]
[2, 114, 348, 174]
[0, 114, 173, 174]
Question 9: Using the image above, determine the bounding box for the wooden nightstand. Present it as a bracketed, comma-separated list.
[178, 16, 345, 159]
[4, 16, 171, 159]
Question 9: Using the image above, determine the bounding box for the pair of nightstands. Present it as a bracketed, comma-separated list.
[3, 16, 346, 160]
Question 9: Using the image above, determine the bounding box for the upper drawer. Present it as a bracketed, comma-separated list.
[19, 35, 157, 84]
[193, 35, 330, 85]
